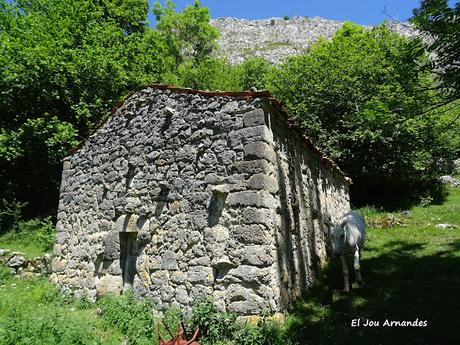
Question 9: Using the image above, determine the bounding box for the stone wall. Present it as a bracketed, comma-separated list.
[263, 101, 349, 308]
[51, 86, 349, 315]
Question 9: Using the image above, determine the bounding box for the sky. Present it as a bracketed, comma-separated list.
[147, 0, 438, 26]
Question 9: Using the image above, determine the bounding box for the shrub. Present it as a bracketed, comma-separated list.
[98, 291, 157, 344]
[190, 299, 288, 345]
[234, 318, 289, 345]
[98, 290, 182, 344]
[190, 298, 237, 344]
[234, 325, 264, 345]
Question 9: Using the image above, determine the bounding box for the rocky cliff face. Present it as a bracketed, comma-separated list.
[211, 16, 418, 64]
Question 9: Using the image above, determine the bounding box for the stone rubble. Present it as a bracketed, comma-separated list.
[0, 249, 51, 276]
[439, 175, 460, 188]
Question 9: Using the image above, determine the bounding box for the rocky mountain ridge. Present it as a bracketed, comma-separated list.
[211, 16, 418, 64]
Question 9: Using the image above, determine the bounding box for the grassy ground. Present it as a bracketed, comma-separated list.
[0, 186, 459, 344]
[285, 186, 460, 345]
[0, 217, 55, 259]
[0, 272, 123, 344]
[0, 240, 46, 259]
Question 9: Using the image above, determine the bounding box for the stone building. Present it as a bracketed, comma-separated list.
[51, 84, 350, 315]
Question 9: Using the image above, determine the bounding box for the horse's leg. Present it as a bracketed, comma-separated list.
[340, 255, 349, 292]
[354, 246, 362, 284]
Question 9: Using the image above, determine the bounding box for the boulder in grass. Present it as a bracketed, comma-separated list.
[439, 175, 460, 187]
[7, 254, 25, 268]
[454, 158, 460, 174]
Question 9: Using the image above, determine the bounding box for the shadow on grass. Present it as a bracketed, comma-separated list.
[351, 179, 448, 212]
[285, 240, 460, 345]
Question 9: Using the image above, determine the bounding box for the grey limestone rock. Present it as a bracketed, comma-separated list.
[7, 254, 25, 268]
[243, 109, 266, 127]
[211, 17, 419, 64]
[226, 190, 277, 209]
[103, 231, 120, 260]
[244, 141, 277, 163]
[439, 175, 460, 187]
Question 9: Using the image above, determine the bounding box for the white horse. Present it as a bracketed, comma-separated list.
[330, 211, 366, 292]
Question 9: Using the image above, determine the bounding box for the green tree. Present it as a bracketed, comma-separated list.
[412, 0, 460, 101]
[0, 0, 175, 217]
[268, 22, 454, 206]
[153, 0, 219, 68]
[175, 56, 273, 91]
[176, 57, 240, 90]
[235, 57, 272, 91]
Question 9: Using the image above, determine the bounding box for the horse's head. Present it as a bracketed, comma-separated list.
[330, 224, 346, 256]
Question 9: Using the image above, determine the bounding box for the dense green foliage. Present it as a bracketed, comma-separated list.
[98, 291, 183, 345]
[175, 56, 272, 91]
[0, 0, 215, 218]
[190, 298, 288, 345]
[412, 0, 460, 101]
[0, 272, 289, 345]
[0, 275, 122, 344]
[267, 22, 458, 205]
[154, 0, 219, 69]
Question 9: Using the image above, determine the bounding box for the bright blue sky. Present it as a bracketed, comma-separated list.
[147, 0, 447, 26]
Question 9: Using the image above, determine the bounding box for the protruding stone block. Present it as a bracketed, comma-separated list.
[228, 125, 273, 148]
[232, 160, 275, 175]
[241, 207, 276, 228]
[227, 284, 268, 315]
[246, 174, 279, 194]
[226, 265, 270, 285]
[226, 190, 277, 209]
[231, 224, 269, 245]
[235, 245, 273, 266]
[243, 109, 266, 127]
[244, 141, 276, 163]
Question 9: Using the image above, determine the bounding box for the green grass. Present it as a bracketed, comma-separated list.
[0, 270, 122, 345]
[284, 186, 460, 345]
[0, 268, 185, 344]
[0, 217, 55, 259]
[0, 240, 46, 259]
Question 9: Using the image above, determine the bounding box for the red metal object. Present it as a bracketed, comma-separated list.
[157, 320, 201, 345]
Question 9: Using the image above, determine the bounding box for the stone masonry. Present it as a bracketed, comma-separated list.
[51, 85, 350, 315]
